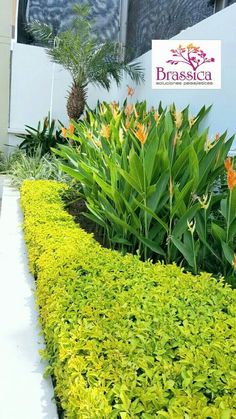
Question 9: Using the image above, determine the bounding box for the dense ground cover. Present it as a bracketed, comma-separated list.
[21, 180, 236, 418]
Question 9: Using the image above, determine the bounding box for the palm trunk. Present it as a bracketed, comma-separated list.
[66, 83, 87, 120]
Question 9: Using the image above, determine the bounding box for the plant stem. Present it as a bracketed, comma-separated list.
[142, 147, 148, 260]
[226, 191, 232, 243]
[191, 232, 197, 275]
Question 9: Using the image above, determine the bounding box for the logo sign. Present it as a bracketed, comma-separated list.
[152, 40, 221, 89]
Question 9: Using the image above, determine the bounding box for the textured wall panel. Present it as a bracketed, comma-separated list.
[18, 0, 120, 44]
[126, 0, 214, 60]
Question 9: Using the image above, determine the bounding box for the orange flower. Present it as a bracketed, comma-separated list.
[111, 101, 118, 109]
[224, 157, 233, 171]
[69, 123, 75, 135]
[225, 157, 236, 191]
[215, 132, 220, 141]
[100, 124, 110, 139]
[134, 123, 148, 146]
[125, 104, 133, 117]
[127, 86, 134, 96]
[227, 167, 236, 191]
[61, 127, 67, 138]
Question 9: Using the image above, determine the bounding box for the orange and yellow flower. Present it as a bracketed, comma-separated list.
[100, 124, 111, 139]
[224, 157, 233, 171]
[69, 123, 75, 135]
[61, 127, 67, 138]
[125, 104, 133, 117]
[215, 132, 220, 141]
[225, 157, 236, 191]
[127, 86, 134, 97]
[227, 168, 236, 191]
[87, 131, 93, 140]
[134, 123, 148, 146]
[154, 112, 159, 123]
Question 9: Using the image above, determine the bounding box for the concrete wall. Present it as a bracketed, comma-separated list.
[0, 0, 13, 151]
[9, 3, 236, 150]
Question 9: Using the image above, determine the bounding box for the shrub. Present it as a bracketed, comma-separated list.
[54, 101, 235, 280]
[17, 115, 66, 156]
[7, 148, 70, 187]
[21, 180, 236, 418]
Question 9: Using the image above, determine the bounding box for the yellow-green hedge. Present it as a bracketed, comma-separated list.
[21, 180, 236, 418]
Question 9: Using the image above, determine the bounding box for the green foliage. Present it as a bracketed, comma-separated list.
[7, 148, 70, 187]
[21, 180, 236, 418]
[54, 100, 235, 280]
[0, 148, 25, 173]
[17, 115, 66, 156]
[28, 5, 144, 91]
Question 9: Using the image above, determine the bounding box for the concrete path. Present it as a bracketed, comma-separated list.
[0, 182, 58, 419]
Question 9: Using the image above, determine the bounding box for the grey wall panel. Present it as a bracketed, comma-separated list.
[18, 0, 120, 44]
[126, 0, 214, 60]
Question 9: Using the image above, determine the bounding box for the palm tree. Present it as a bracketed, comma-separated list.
[29, 4, 144, 120]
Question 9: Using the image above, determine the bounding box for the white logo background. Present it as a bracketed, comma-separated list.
[152, 40, 221, 89]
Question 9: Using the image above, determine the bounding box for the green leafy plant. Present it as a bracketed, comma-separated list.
[8, 148, 70, 187]
[17, 115, 66, 156]
[54, 100, 235, 280]
[0, 148, 25, 173]
[28, 4, 144, 120]
[20, 180, 236, 418]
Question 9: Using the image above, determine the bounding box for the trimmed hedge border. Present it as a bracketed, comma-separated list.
[21, 180, 236, 418]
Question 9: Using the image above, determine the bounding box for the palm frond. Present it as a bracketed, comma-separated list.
[27, 21, 54, 46]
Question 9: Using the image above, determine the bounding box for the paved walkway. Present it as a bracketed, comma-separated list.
[0, 182, 58, 419]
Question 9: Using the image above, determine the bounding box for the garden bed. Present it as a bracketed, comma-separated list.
[21, 179, 236, 418]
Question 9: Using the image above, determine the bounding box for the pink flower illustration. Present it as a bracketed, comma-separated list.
[166, 43, 215, 71]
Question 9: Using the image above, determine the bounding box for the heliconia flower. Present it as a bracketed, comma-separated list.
[205, 139, 213, 151]
[134, 108, 139, 118]
[188, 116, 196, 127]
[174, 111, 183, 129]
[127, 86, 134, 96]
[224, 157, 233, 171]
[69, 124, 75, 135]
[111, 100, 118, 109]
[134, 123, 148, 146]
[233, 255, 236, 270]
[99, 104, 107, 116]
[154, 112, 159, 123]
[44, 117, 49, 128]
[61, 127, 67, 138]
[87, 131, 93, 140]
[100, 124, 111, 139]
[125, 104, 133, 117]
[227, 167, 236, 191]
[198, 194, 211, 210]
[215, 132, 220, 141]
[187, 219, 196, 234]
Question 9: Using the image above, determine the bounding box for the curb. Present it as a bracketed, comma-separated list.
[0, 180, 58, 419]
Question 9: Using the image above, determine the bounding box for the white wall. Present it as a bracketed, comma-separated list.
[9, 4, 236, 150]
